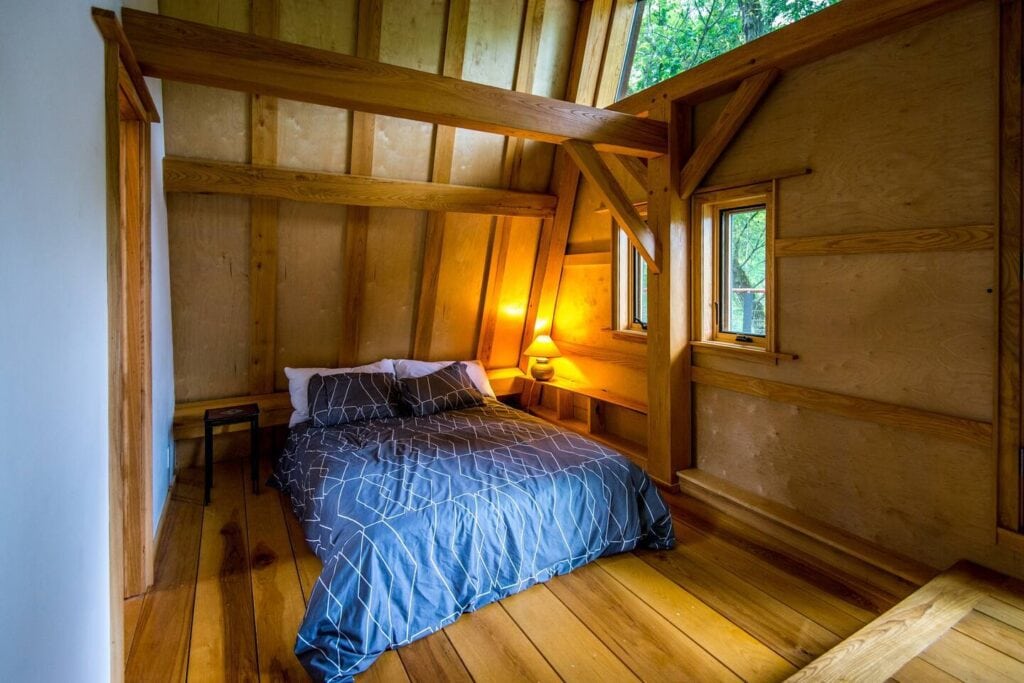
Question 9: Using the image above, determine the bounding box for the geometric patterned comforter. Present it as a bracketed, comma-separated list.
[271, 400, 676, 682]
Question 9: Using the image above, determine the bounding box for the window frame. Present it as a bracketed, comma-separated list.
[613, 224, 648, 336]
[693, 182, 776, 353]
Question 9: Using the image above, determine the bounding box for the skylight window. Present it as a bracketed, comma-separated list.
[621, 0, 840, 98]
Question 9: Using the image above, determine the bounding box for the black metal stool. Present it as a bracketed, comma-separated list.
[203, 403, 260, 505]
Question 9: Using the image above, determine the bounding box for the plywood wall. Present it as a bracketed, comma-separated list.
[163, 0, 578, 410]
[548, 0, 1020, 574]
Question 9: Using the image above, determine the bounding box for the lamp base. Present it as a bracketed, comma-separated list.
[530, 359, 554, 381]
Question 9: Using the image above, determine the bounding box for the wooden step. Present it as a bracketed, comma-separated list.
[789, 561, 1024, 681]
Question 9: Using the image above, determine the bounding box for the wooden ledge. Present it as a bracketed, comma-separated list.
[678, 468, 936, 589]
[691, 340, 796, 365]
[539, 376, 648, 414]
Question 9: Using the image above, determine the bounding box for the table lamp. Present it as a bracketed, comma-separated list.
[524, 334, 561, 381]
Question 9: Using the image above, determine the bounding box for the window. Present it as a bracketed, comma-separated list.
[620, 0, 840, 99]
[693, 183, 775, 352]
[615, 226, 648, 334]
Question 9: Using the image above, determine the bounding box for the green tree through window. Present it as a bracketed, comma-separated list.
[625, 0, 840, 95]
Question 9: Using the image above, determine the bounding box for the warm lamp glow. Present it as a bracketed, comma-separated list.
[524, 335, 561, 359]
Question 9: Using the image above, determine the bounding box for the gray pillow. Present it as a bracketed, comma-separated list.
[399, 362, 485, 417]
[307, 371, 400, 427]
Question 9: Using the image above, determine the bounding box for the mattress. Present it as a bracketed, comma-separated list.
[272, 399, 675, 682]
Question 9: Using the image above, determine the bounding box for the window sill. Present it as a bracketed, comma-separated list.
[611, 329, 647, 344]
[691, 340, 798, 365]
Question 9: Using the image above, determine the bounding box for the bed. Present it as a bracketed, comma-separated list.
[271, 363, 675, 682]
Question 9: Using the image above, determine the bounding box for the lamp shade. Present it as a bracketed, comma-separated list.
[524, 334, 561, 358]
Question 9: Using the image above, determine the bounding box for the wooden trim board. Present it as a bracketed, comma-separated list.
[692, 366, 993, 447]
[120, 8, 666, 157]
[163, 157, 558, 218]
[775, 224, 995, 257]
[91, 8, 160, 122]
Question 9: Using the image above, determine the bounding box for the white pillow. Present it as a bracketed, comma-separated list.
[284, 359, 395, 427]
[393, 359, 495, 398]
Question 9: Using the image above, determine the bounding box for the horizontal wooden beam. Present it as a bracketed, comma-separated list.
[92, 7, 160, 122]
[611, 0, 974, 113]
[121, 8, 666, 157]
[679, 69, 779, 199]
[774, 224, 995, 257]
[692, 366, 992, 447]
[163, 157, 558, 217]
[563, 140, 659, 272]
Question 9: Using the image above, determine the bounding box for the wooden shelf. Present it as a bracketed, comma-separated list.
[540, 377, 648, 414]
[529, 405, 647, 469]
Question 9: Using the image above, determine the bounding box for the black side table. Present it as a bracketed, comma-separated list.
[203, 403, 260, 505]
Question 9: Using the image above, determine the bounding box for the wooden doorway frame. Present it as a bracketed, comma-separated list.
[94, 8, 161, 678]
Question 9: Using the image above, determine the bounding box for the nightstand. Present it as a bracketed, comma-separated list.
[203, 403, 260, 505]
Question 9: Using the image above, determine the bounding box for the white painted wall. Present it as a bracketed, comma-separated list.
[0, 0, 173, 678]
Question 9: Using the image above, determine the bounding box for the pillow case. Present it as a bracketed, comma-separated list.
[393, 359, 495, 398]
[398, 362, 485, 417]
[285, 359, 395, 427]
[307, 372, 400, 427]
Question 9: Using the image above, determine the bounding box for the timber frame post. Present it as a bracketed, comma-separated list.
[646, 100, 692, 488]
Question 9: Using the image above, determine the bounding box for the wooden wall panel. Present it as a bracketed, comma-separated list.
[694, 385, 1005, 574]
[683, 1, 1010, 573]
[488, 217, 542, 368]
[160, 0, 249, 163]
[426, 213, 493, 360]
[277, 0, 357, 173]
[694, 3, 996, 238]
[275, 201, 346, 389]
[168, 194, 251, 402]
[449, 0, 525, 188]
[358, 208, 427, 362]
[696, 250, 995, 421]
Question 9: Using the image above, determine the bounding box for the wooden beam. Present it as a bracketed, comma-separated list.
[610, 0, 975, 114]
[774, 224, 995, 257]
[564, 139, 658, 272]
[248, 0, 279, 395]
[477, 0, 548, 367]
[594, 0, 639, 108]
[91, 8, 160, 122]
[997, 0, 1023, 532]
[338, 0, 382, 367]
[787, 563, 1001, 681]
[412, 0, 470, 361]
[162, 157, 557, 217]
[645, 100, 691, 487]
[606, 153, 648, 192]
[678, 69, 779, 199]
[120, 7, 666, 157]
[519, 0, 612, 370]
[692, 366, 993, 447]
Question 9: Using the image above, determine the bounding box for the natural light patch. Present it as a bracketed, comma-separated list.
[624, 0, 840, 96]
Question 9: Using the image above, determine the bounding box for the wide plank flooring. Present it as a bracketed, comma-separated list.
[124, 462, 1023, 681]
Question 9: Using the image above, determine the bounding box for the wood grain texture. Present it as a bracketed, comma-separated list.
[337, 0, 382, 367]
[122, 7, 665, 156]
[125, 496, 203, 683]
[692, 366, 992, 447]
[611, 0, 975, 114]
[501, 584, 640, 682]
[598, 553, 797, 681]
[245, 460, 307, 680]
[397, 631, 473, 683]
[444, 602, 560, 682]
[164, 156, 557, 217]
[788, 564, 1007, 682]
[563, 139, 658, 272]
[645, 100, 691, 485]
[547, 563, 741, 681]
[678, 69, 779, 199]
[775, 224, 995, 257]
[920, 627, 1024, 682]
[997, 0, 1023, 531]
[187, 461, 258, 681]
[91, 8, 160, 121]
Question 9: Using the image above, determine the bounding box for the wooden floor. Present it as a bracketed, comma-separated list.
[125, 460, 1024, 682]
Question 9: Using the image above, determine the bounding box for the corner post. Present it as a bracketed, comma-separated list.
[646, 99, 692, 487]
